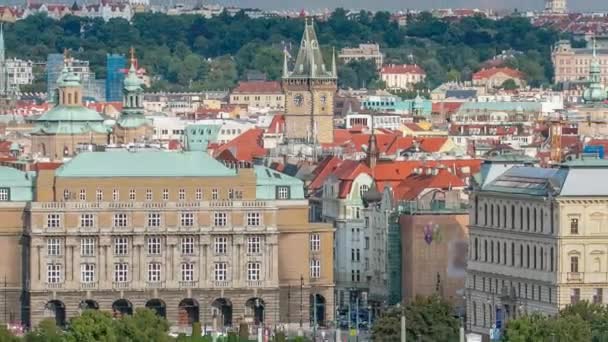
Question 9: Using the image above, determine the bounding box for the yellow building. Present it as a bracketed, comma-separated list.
[26, 150, 334, 330]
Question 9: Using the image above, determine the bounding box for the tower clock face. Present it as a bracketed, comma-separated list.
[294, 94, 304, 107]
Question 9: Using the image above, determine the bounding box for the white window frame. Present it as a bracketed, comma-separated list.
[179, 188, 186, 201]
[195, 188, 203, 201]
[181, 212, 194, 227]
[113, 213, 128, 227]
[147, 236, 162, 255]
[114, 263, 128, 283]
[181, 263, 194, 281]
[0, 188, 9, 201]
[80, 263, 95, 283]
[162, 188, 169, 201]
[214, 212, 228, 226]
[310, 259, 321, 278]
[214, 236, 227, 254]
[214, 262, 227, 281]
[114, 237, 129, 256]
[80, 213, 94, 228]
[47, 264, 62, 284]
[147, 212, 161, 227]
[246, 212, 261, 226]
[148, 262, 162, 282]
[277, 186, 289, 199]
[47, 214, 61, 228]
[47, 238, 61, 256]
[247, 262, 261, 281]
[80, 237, 95, 256]
[129, 189, 136, 201]
[247, 236, 261, 254]
[310, 233, 320, 252]
[112, 189, 119, 202]
[181, 237, 195, 255]
[146, 189, 152, 201]
[96, 189, 103, 201]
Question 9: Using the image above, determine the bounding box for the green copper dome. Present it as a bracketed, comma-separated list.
[124, 64, 143, 91]
[56, 66, 81, 87]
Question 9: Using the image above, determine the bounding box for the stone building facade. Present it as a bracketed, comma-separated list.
[552, 40, 608, 86]
[466, 158, 608, 338]
[26, 150, 334, 330]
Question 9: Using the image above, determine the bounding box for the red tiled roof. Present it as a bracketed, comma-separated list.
[473, 67, 524, 80]
[309, 156, 342, 191]
[380, 64, 426, 75]
[32, 162, 63, 171]
[432, 102, 463, 114]
[232, 81, 283, 94]
[266, 115, 285, 134]
[394, 168, 466, 200]
[213, 128, 266, 162]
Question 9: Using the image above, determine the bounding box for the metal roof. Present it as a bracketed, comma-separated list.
[254, 165, 304, 199]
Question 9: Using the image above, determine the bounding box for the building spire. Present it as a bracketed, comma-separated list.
[129, 46, 138, 69]
[593, 36, 597, 58]
[332, 46, 337, 78]
[367, 112, 378, 169]
[282, 47, 289, 78]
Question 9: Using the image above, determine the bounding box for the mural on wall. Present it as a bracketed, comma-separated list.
[423, 222, 442, 245]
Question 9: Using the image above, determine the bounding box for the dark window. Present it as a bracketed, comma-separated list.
[520, 207, 523, 230]
[497, 242, 501, 264]
[520, 245, 524, 267]
[511, 205, 515, 229]
[571, 218, 579, 234]
[474, 238, 479, 261]
[484, 240, 488, 262]
[511, 242, 515, 266]
[533, 246, 537, 269]
[503, 205, 507, 228]
[540, 209, 544, 232]
[475, 196, 479, 224]
[534, 208, 537, 232]
[503, 242, 507, 265]
[526, 245, 530, 268]
[484, 203, 488, 226]
[550, 247, 554, 272]
[526, 208, 530, 231]
[540, 247, 544, 271]
[571, 256, 579, 273]
[491, 204, 495, 226]
[491, 241, 494, 263]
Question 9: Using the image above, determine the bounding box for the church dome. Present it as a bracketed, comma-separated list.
[57, 67, 81, 87]
[123, 65, 142, 91]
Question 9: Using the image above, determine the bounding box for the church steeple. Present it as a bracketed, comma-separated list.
[122, 47, 144, 112]
[583, 36, 607, 104]
[56, 49, 83, 106]
[287, 17, 335, 79]
[367, 115, 378, 169]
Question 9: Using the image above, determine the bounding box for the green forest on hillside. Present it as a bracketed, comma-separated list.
[4, 10, 561, 92]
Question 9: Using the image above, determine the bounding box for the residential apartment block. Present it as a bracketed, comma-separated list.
[466, 158, 608, 337]
[552, 40, 608, 85]
[22, 150, 333, 330]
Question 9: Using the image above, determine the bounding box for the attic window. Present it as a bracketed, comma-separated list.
[0, 188, 9, 201]
[273, 173, 282, 179]
[265, 169, 272, 177]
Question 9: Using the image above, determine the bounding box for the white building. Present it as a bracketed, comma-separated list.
[6, 58, 34, 92]
[150, 116, 256, 144]
[380, 64, 426, 91]
[338, 44, 384, 70]
[467, 157, 608, 338]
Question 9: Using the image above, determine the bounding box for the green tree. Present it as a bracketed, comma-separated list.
[65, 309, 118, 342]
[503, 312, 591, 342]
[560, 301, 608, 342]
[501, 79, 519, 90]
[0, 325, 19, 342]
[371, 296, 459, 342]
[24, 318, 64, 342]
[113, 308, 171, 342]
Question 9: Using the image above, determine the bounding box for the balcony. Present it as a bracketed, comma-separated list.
[30, 200, 273, 212]
[146, 281, 165, 289]
[46, 282, 63, 289]
[567, 272, 583, 282]
[213, 280, 230, 288]
[178, 281, 198, 288]
[80, 282, 98, 290]
[112, 281, 130, 290]
[246, 280, 263, 287]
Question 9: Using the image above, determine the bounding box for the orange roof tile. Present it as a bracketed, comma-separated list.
[214, 128, 266, 162]
[266, 115, 285, 134]
[394, 168, 465, 200]
[472, 67, 524, 80]
[381, 64, 426, 75]
[232, 81, 283, 94]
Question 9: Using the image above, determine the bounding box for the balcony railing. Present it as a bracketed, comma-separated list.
[246, 280, 263, 287]
[567, 272, 582, 281]
[213, 280, 230, 287]
[112, 281, 130, 289]
[31, 200, 272, 211]
[178, 280, 198, 288]
[146, 281, 165, 289]
[80, 282, 98, 290]
[397, 199, 469, 215]
[46, 282, 63, 289]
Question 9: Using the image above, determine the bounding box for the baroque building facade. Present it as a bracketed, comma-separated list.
[282, 18, 337, 145]
[25, 150, 334, 330]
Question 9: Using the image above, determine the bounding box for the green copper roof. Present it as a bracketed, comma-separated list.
[185, 124, 221, 151]
[56, 151, 237, 178]
[459, 102, 541, 113]
[124, 64, 143, 91]
[57, 66, 81, 87]
[32, 121, 111, 135]
[37, 105, 105, 122]
[116, 115, 151, 129]
[0, 166, 34, 201]
[254, 165, 304, 200]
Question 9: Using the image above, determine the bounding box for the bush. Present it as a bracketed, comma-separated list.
[239, 322, 249, 340]
[192, 322, 202, 337]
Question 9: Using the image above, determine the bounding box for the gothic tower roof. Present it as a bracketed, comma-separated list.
[286, 18, 335, 79]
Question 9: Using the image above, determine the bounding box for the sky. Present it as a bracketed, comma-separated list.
[0, 0, 606, 12]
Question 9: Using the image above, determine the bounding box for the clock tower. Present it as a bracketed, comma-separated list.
[282, 18, 337, 144]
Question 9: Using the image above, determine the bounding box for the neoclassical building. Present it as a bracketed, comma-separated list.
[466, 157, 608, 337]
[26, 150, 334, 331]
[30, 62, 111, 160]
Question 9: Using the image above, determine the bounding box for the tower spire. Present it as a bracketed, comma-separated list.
[282, 47, 289, 78]
[332, 46, 337, 78]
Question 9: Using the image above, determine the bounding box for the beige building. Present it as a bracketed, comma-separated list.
[229, 81, 285, 110]
[26, 150, 334, 330]
[466, 158, 608, 338]
[338, 44, 383, 70]
[552, 40, 608, 85]
[380, 64, 426, 91]
[472, 67, 525, 90]
[282, 18, 337, 144]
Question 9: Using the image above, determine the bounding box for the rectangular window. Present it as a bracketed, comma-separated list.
[47, 238, 61, 256]
[180, 212, 194, 227]
[96, 189, 103, 201]
[114, 237, 129, 256]
[215, 236, 227, 254]
[162, 189, 169, 201]
[47, 214, 61, 228]
[214, 262, 227, 281]
[129, 189, 136, 201]
[571, 218, 579, 234]
[181, 237, 194, 255]
[181, 263, 194, 281]
[310, 234, 320, 252]
[212, 188, 219, 200]
[147, 212, 161, 227]
[80, 263, 95, 283]
[47, 264, 62, 284]
[179, 188, 186, 201]
[571, 288, 580, 304]
[571, 256, 579, 273]
[79, 189, 86, 201]
[114, 263, 128, 282]
[148, 263, 161, 282]
[247, 262, 261, 281]
[80, 213, 94, 228]
[310, 259, 321, 278]
[146, 189, 152, 201]
[214, 212, 228, 226]
[247, 236, 261, 254]
[112, 189, 119, 202]
[195, 188, 202, 201]
[594, 288, 603, 304]
[147, 236, 162, 255]
[246, 212, 261, 226]
[277, 186, 290, 199]
[0, 188, 10, 201]
[113, 213, 128, 227]
[80, 237, 95, 256]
